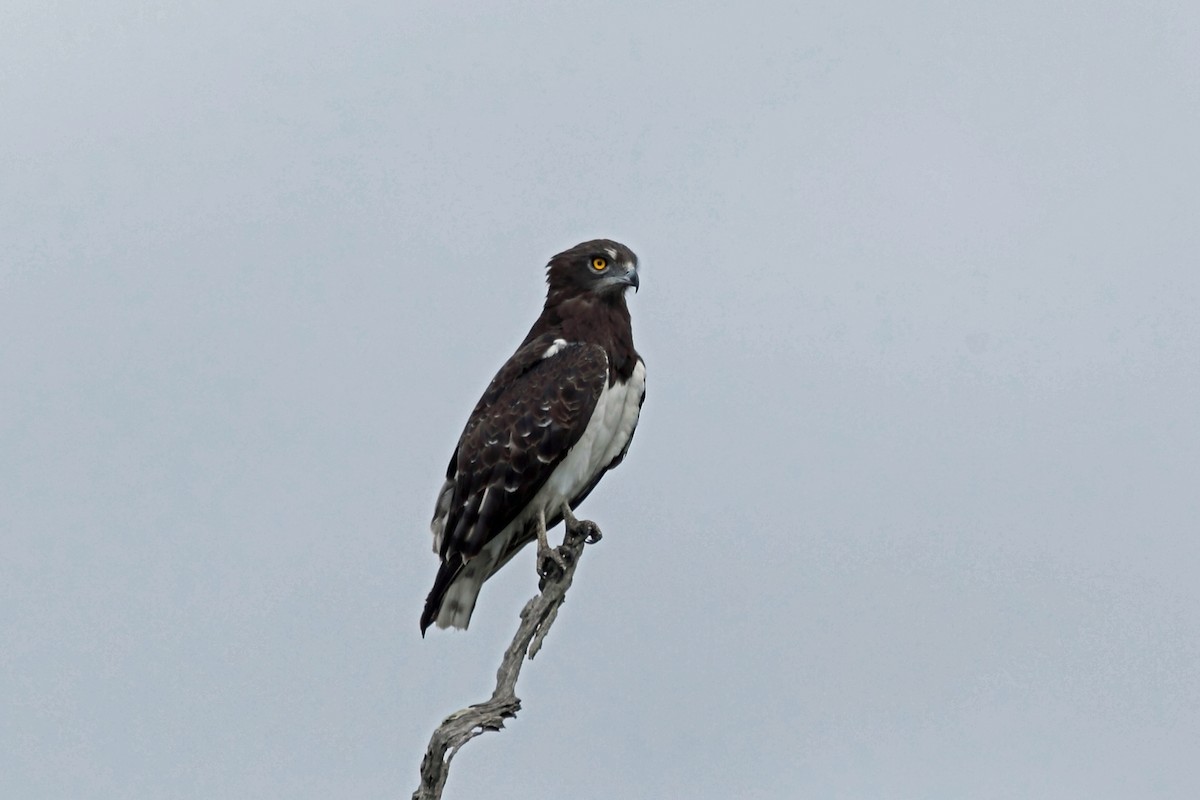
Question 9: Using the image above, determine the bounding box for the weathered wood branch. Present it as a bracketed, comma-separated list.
[412, 523, 597, 800]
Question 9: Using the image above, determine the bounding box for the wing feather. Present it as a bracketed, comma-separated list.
[438, 336, 608, 561]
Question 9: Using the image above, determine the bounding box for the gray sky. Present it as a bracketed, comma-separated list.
[3, 1, 1198, 797]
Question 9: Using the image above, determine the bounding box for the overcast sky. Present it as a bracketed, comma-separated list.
[3, 1, 1198, 798]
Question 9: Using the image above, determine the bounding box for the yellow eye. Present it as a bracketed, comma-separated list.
[591, 257, 608, 271]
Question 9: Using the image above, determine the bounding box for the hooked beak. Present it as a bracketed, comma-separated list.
[624, 264, 639, 293]
[597, 262, 640, 294]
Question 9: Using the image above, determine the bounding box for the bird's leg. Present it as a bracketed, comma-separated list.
[535, 508, 568, 579]
[560, 501, 602, 544]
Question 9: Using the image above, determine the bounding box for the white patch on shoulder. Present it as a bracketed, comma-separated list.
[541, 338, 569, 359]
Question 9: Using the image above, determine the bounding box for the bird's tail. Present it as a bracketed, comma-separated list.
[421, 527, 533, 635]
[420, 553, 494, 635]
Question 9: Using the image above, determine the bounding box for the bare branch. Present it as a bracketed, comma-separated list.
[412, 524, 595, 800]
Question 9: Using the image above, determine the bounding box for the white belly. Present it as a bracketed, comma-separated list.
[541, 357, 646, 510]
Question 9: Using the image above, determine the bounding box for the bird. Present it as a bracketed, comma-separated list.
[421, 239, 646, 635]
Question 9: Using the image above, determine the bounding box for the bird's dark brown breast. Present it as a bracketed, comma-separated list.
[533, 295, 639, 383]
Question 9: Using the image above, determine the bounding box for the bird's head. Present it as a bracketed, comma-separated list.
[545, 239, 639, 299]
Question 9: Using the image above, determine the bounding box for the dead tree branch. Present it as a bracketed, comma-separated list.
[412, 523, 597, 800]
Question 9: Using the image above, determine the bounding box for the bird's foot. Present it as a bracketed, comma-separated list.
[560, 504, 602, 544]
[571, 519, 603, 544]
[537, 542, 569, 580]
[537, 544, 575, 589]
